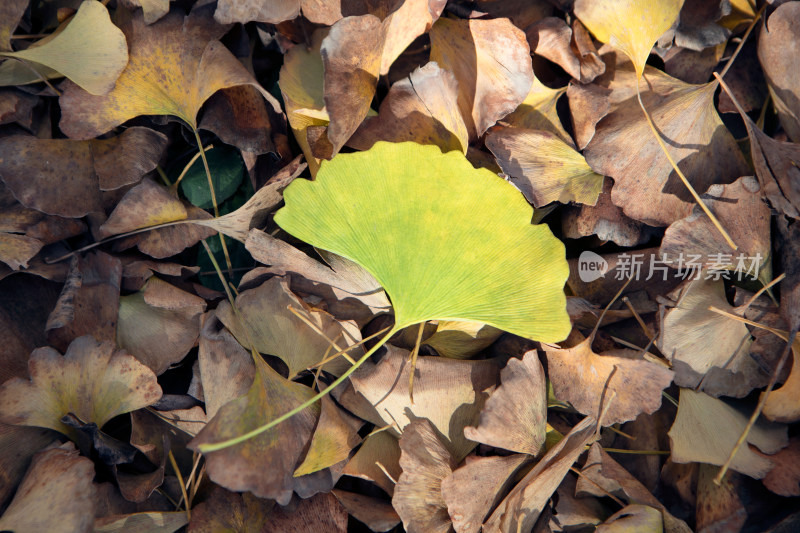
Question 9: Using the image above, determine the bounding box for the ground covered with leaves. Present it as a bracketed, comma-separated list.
[1, 0, 800, 531]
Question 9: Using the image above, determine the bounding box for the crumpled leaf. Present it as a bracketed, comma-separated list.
[188, 357, 320, 505]
[294, 395, 362, 477]
[758, 2, 800, 143]
[422, 320, 503, 359]
[0, 128, 168, 217]
[582, 54, 749, 226]
[526, 17, 605, 84]
[333, 490, 401, 532]
[117, 276, 206, 374]
[668, 388, 787, 479]
[0, 443, 96, 533]
[545, 331, 674, 426]
[484, 416, 598, 533]
[660, 177, 771, 272]
[275, 142, 571, 342]
[659, 278, 770, 397]
[245, 228, 390, 323]
[59, 6, 281, 139]
[351, 344, 500, 460]
[430, 17, 534, 139]
[441, 454, 529, 533]
[574, 0, 683, 78]
[348, 61, 468, 154]
[673, 0, 731, 51]
[0, 335, 162, 439]
[0, 233, 42, 270]
[45, 251, 121, 352]
[463, 350, 547, 455]
[561, 177, 653, 246]
[392, 418, 456, 533]
[487, 127, 604, 207]
[216, 275, 364, 378]
[0, 1, 128, 95]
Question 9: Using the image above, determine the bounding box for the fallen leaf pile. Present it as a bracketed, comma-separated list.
[1, 0, 799, 531]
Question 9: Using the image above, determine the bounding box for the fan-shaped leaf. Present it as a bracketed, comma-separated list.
[274, 141, 570, 341]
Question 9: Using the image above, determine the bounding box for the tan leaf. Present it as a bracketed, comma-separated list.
[341, 429, 402, 496]
[758, 2, 800, 143]
[188, 357, 319, 505]
[58, 6, 281, 139]
[463, 350, 547, 455]
[582, 54, 749, 226]
[430, 17, 534, 139]
[117, 277, 206, 375]
[484, 416, 598, 533]
[596, 504, 664, 533]
[0, 335, 161, 439]
[215, 276, 364, 378]
[545, 331, 674, 426]
[333, 490, 401, 532]
[392, 418, 456, 533]
[441, 454, 529, 533]
[348, 62, 468, 154]
[668, 388, 787, 479]
[487, 127, 604, 207]
[350, 344, 501, 460]
[0, 233, 42, 270]
[0, 443, 96, 533]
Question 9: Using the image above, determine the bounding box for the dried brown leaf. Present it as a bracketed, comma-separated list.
[758, 2, 800, 142]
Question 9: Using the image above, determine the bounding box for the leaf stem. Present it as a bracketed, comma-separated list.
[197, 325, 399, 453]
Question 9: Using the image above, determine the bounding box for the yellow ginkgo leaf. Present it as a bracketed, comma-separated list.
[574, 0, 684, 79]
[0, 1, 128, 95]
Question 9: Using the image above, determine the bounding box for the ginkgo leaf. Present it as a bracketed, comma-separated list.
[487, 127, 604, 207]
[504, 77, 571, 143]
[294, 396, 362, 477]
[274, 141, 571, 342]
[119, 0, 171, 25]
[0, 1, 128, 95]
[58, 6, 281, 139]
[574, 0, 684, 79]
[0, 0, 27, 51]
[423, 320, 503, 359]
[341, 430, 402, 497]
[0, 336, 162, 440]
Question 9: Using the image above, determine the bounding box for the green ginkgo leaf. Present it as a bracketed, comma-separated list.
[275, 141, 571, 340]
[197, 141, 570, 453]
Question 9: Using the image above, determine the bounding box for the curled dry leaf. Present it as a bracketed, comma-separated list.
[333, 490, 401, 532]
[348, 61, 469, 154]
[216, 275, 364, 378]
[0, 443, 96, 533]
[189, 357, 320, 505]
[561, 177, 653, 247]
[197, 312, 255, 420]
[341, 429, 402, 496]
[660, 177, 771, 271]
[673, 0, 731, 51]
[45, 251, 121, 351]
[526, 17, 605, 84]
[582, 56, 749, 226]
[430, 17, 534, 139]
[0, 128, 167, 218]
[59, 6, 281, 139]
[0, 1, 128, 95]
[294, 395, 362, 477]
[574, 0, 683, 78]
[668, 388, 787, 479]
[487, 127, 604, 207]
[393, 418, 457, 533]
[0, 335, 162, 439]
[659, 278, 770, 397]
[463, 350, 547, 455]
[484, 416, 598, 533]
[442, 454, 529, 533]
[351, 344, 500, 460]
[545, 331, 674, 426]
[117, 276, 206, 375]
[758, 2, 800, 143]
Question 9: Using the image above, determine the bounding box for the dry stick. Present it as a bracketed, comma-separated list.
[742, 273, 786, 313]
[408, 321, 426, 403]
[192, 129, 234, 277]
[176, 452, 203, 511]
[713, 326, 798, 485]
[622, 295, 654, 340]
[717, 3, 766, 80]
[168, 450, 191, 521]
